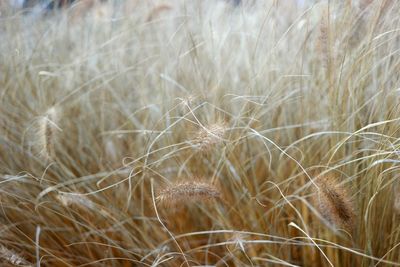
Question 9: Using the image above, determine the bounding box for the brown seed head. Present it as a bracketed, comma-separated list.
[313, 175, 356, 232]
[37, 107, 61, 160]
[192, 123, 226, 152]
[316, 7, 330, 69]
[156, 181, 221, 206]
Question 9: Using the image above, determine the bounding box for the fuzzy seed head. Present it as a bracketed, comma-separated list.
[56, 192, 95, 210]
[146, 4, 172, 22]
[313, 175, 356, 231]
[394, 189, 400, 215]
[317, 8, 330, 69]
[0, 245, 31, 266]
[192, 123, 226, 151]
[156, 181, 221, 206]
[37, 107, 61, 160]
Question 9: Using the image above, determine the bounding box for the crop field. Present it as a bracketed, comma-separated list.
[1, 0, 400, 266]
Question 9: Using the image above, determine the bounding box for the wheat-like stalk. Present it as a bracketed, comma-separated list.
[156, 181, 221, 206]
[313, 175, 356, 232]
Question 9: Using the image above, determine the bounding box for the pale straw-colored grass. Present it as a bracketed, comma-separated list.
[1, 0, 400, 266]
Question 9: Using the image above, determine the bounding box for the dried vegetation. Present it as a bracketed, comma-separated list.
[1, 0, 400, 266]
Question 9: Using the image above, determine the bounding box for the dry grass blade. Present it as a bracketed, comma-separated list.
[2, 0, 400, 266]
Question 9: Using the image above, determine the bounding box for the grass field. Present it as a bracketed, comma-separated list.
[1, 0, 400, 266]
